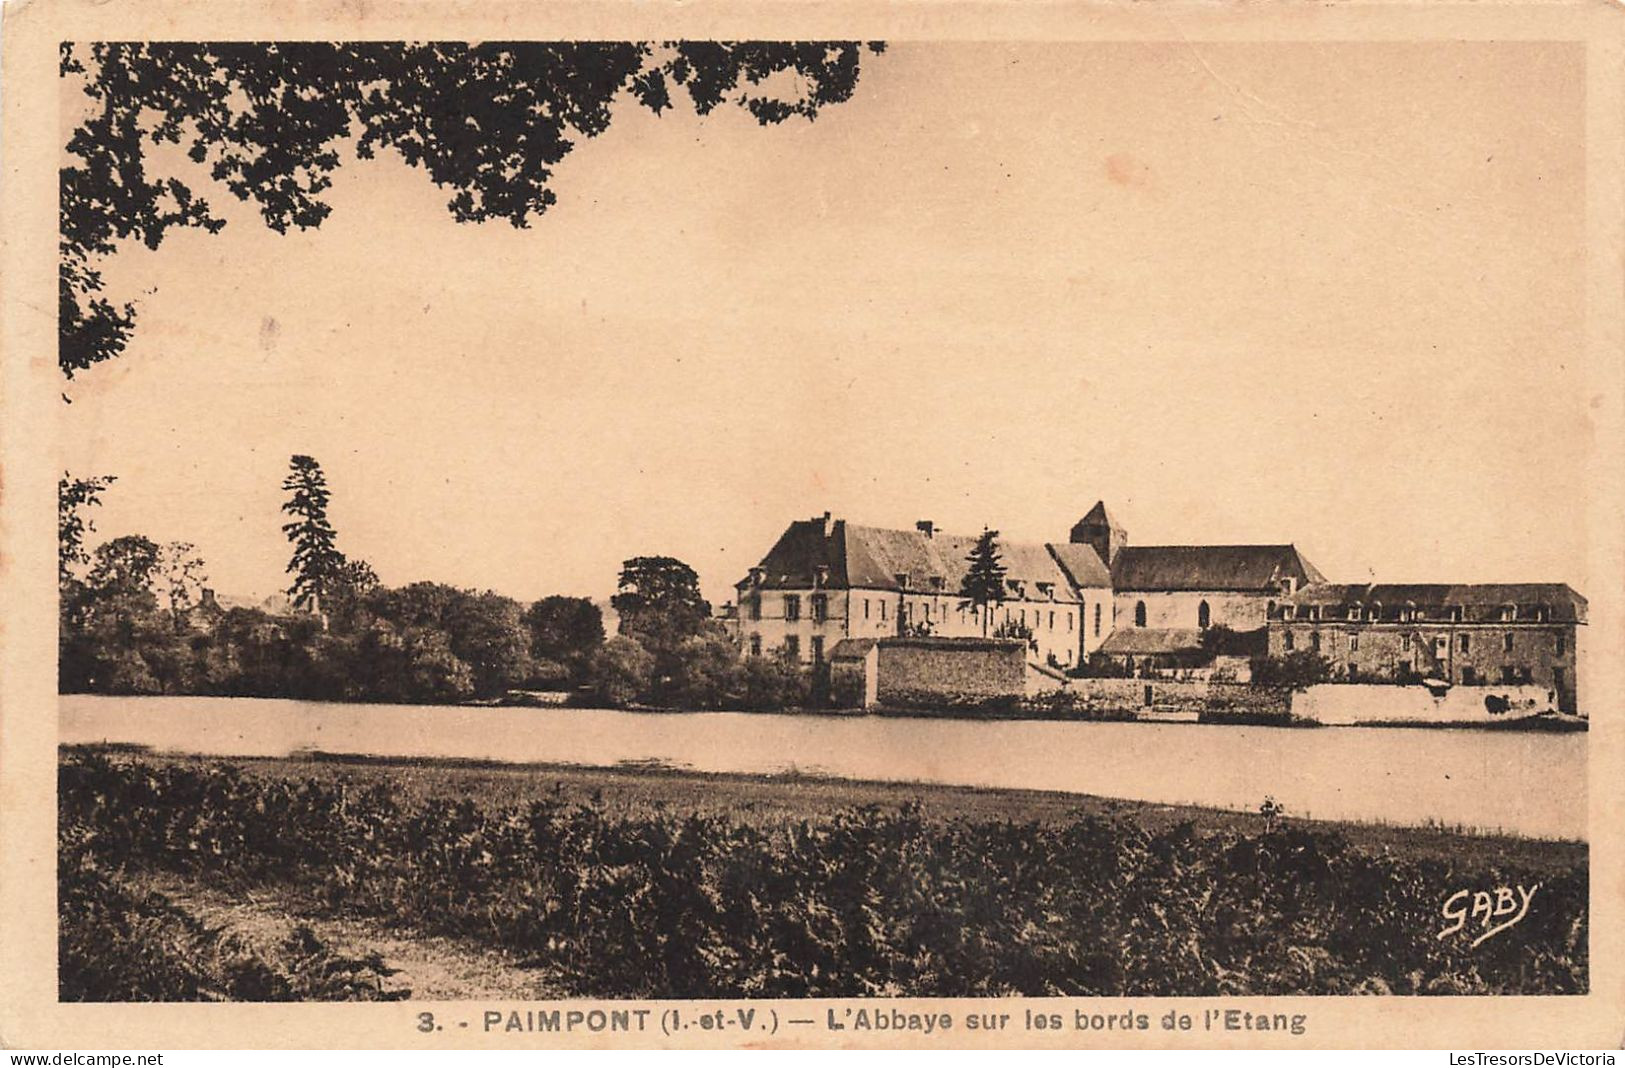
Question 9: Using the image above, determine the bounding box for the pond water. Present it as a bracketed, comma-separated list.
[58, 694, 1588, 840]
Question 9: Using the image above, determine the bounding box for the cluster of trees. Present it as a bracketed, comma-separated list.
[589, 557, 810, 711]
[59, 455, 819, 710]
[58, 458, 606, 703]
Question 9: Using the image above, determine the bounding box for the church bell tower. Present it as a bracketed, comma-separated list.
[1069, 500, 1126, 566]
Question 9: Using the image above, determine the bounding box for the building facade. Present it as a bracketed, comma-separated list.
[1267, 584, 1586, 711]
[733, 501, 1320, 672]
[732, 504, 1587, 712]
[733, 513, 1109, 670]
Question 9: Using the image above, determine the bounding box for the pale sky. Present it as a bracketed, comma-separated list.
[61, 41, 1590, 607]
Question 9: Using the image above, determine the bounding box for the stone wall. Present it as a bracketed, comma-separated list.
[1066, 677, 1290, 717]
[1293, 682, 1558, 725]
[874, 638, 1027, 708]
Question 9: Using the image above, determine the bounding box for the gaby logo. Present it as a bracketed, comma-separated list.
[1438, 883, 1539, 947]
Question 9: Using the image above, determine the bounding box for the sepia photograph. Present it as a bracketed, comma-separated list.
[4, 0, 1624, 1051]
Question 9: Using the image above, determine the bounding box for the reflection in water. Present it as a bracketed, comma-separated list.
[59, 694, 1586, 840]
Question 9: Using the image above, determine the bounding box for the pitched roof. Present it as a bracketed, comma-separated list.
[843, 524, 1082, 602]
[1287, 583, 1587, 622]
[743, 517, 843, 590]
[1111, 544, 1326, 592]
[1079, 500, 1118, 529]
[1098, 628, 1205, 655]
[1046, 543, 1113, 588]
[739, 516, 1086, 601]
[828, 637, 878, 661]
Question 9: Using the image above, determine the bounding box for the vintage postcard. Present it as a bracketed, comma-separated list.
[2, 0, 1623, 1051]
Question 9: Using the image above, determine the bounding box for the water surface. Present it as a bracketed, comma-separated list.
[59, 694, 1587, 840]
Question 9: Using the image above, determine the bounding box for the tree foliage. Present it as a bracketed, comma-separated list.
[590, 635, 657, 708]
[59, 41, 885, 380]
[280, 455, 342, 612]
[611, 555, 714, 665]
[155, 542, 209, 631]
[959, 528, 1007, 636]
[59, 473, 116, 585]
[522, 595, 605, 682]
[1251, 651, 1335, 691]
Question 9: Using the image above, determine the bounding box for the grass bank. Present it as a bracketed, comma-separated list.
[60, 747, 1587, 999]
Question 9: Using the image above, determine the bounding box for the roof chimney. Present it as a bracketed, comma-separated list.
[916, 520, 935, 539]
[818, 511, 833, 538]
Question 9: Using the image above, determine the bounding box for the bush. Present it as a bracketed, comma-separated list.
[738, 652, 810, 711]
[59, 751, 1589, 999]
[588, 636, 655, 707]
[1251, 651, 1334, 690]
[1021, 689, 1138, 720]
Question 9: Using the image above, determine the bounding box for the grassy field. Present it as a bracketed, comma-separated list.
[110, 746, 1586, 872]
[60, 746, 1588, 1000]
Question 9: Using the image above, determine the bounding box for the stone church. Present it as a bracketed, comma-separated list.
[730, 501, 1587, 711]
[731, 502, 1323, 672]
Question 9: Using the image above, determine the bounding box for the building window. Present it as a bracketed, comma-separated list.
[1556, 634, 1566, 656]
[784, 635, 800, 660]
[1553, 666, 1565, 690]
[810, 593, 827, 624]
[1094, 603, 1102, 636]
[1401, 633, 1412, 652]
[784, 594, 801, 622]
[1349, 605, 1361, 621]
[748, 594, 761, 622]
[1284, 630, 1295, 651]
[863, 598, 870, 621]
[1310, 631, 1321, 652]
[1134, 601, 1147, 628]
[1049, 611, 1055, 630]
[811, 636, 824, 663]
[1067, 611, 1074, 632]
[1198, 601, 1210, 630]
[1349, 632, 1359, 652]
[1433, 636, 1447, 659]
[749, 635, 762, 657]
[880, 600, 888, 621]
[1501, 665, 1516, 684]
[1500, 605, 1517, 622]
[1503, 632, 1514, 654]
[1398, 660, 1413, 681]
[1459, 633, 1470, 654]
[1462, 666, 1477, 684]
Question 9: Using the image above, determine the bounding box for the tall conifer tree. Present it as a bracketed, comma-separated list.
[281, 455, 342, 612]
[959, 528, 1007, 637]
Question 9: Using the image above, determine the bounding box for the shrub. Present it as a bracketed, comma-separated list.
[589, 636, 655, 707]
[58, 751, 1589, 1000]
[1251, 651, 1334, 690]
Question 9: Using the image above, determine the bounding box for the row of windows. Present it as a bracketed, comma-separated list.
[748, 634, 824, 661]
[1282, 604, 1554, 623]
[1283, 630, 1567, 655]
[748, 591, 1102, 634]
[1130, 600, 1212, 629]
